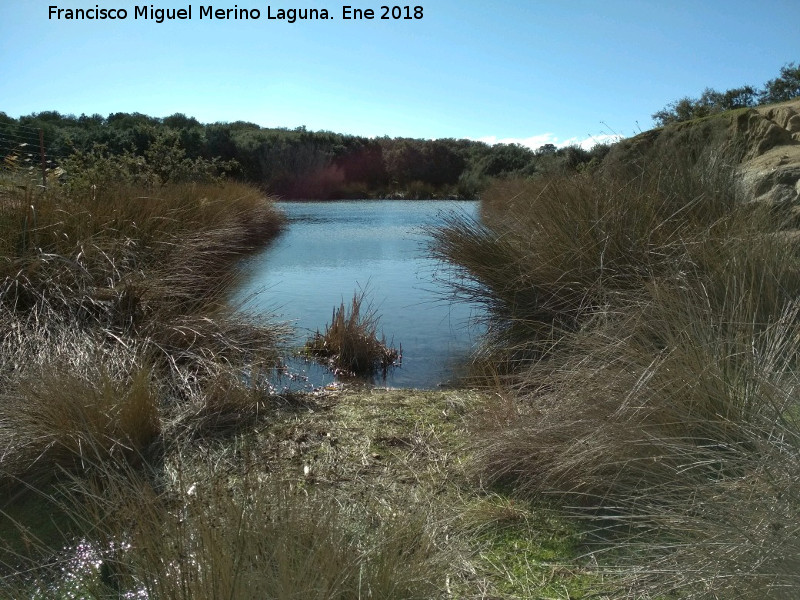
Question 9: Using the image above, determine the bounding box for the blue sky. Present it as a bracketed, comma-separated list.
[1, 1, 798, 148]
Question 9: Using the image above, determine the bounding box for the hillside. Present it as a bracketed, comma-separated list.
[606, 98, 800, 206]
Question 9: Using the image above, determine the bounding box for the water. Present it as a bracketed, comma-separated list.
[232, 200, 484, 389]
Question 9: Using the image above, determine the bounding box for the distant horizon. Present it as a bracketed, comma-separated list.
[2, 1, 798, 149]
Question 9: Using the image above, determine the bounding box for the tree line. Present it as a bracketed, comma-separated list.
[0, 111, 608, 199]
[652, 61, 800, 126]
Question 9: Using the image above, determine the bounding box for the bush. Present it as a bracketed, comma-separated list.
[759, 61, 800, 104]
[651, 61, 799, 126]
[60, 132, 236, 193]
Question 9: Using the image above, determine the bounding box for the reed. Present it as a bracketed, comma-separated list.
[305, 289, 400, 379]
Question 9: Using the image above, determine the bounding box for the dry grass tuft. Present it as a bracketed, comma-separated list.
[305, 289, 401, 379]
[431, 135, 800, 597]
[428, 142, 750, 373]
[0, 174, 288, 490]
[0, 364, 161, 485]
[1, 453, 449, 600]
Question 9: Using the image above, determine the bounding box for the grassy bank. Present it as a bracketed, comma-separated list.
[429, 130, 800, 597]
[0, 166, 608, 598]
[0, 168, 290, 566]
[1, 388, 611, 599]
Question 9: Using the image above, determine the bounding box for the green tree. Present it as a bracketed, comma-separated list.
[759, 62, 800, 104]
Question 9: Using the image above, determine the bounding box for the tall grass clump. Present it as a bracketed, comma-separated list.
[0, 363, 161, 489]
[0, 178, 288, 399]
[0, 151, 300, 596]
[305, 289, 400, 379]
[0, 456, 449, 600]
[0, 180, 284, 310]
[430, 133, 800, 596]
[0, 150, 288, 497]
[428, 142, 747, 374]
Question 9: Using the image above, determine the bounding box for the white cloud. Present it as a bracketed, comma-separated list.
[475, 132, 622, 151]
[476, 133, 560, 149]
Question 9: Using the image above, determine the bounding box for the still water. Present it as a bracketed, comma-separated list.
[232, 200, 484, 389]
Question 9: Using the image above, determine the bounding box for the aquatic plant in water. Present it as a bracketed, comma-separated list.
[304, 290, 401, 379]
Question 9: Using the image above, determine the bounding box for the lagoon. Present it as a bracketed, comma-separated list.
[233, 200, 484, 390]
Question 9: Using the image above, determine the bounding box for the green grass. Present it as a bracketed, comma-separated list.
[458, 493, 609, 599]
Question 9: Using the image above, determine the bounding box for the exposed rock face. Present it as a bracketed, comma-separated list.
[601, 99, 800, 207]
[736, 99, 800, 205]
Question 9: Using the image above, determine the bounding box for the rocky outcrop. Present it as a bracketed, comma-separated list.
[600, 99, 800, 206]
[735, 99, 800, 205]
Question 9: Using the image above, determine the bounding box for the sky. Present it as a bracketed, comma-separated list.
[1, 1, 798, 149]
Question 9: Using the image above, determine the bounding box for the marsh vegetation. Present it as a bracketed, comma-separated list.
[3, 87, 800, 598]
[0, 141, 598, 600]
[429, 123, 800, 598]
[304, 290, 401, 379]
